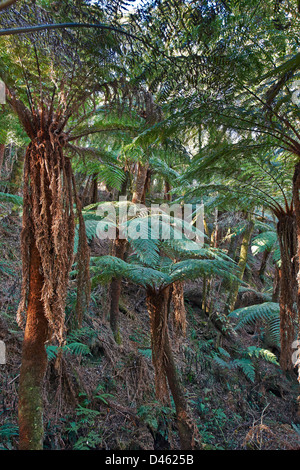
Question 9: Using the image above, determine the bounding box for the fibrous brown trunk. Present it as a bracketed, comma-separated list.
[146, 288, 169, 402]
[276, 211, 297, 372]
[163, 329, 201, 450]
[272, 264, 281, 303]
[17, 137, 76, 341]
[292, 162, 300, 377]
[18, 240, 48, 450]
[132, 162, 149, 205]
[17, 130, 89, 449]
[171, 281, 187, 336]
[146, 288, 201, 450]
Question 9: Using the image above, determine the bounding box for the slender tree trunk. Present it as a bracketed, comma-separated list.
[18, 241, 48, 450]
[258, 249, 271, 282]
[164, 180, 172, 202]
[109, 164, 148, 341]
[171, 281, 187, 336]
[109, 170, 129, 341]
[9, 147, 24, 194]
[225, 219, 254, 314]
[110, 236, 127, 343]
[80, 175, 92, 206]
[91, 173, 98, 204]
[163, 329, 201, 450]
[163, 179, 186, 337]
[220, 232, 240, 292]
[146, 288, 201, 450]
[272, 264, 281, 302]
[132, 162, 149, 204]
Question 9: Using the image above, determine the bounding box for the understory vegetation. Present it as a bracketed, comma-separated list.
[0, 0, 300, 452]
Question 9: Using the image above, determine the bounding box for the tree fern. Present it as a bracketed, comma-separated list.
[214, 344, 279, 383]
[46, 341, 91, 361]
[229, 302, 281, 346]
[246, 346, 279, 366]
[251, 230, 278, 256]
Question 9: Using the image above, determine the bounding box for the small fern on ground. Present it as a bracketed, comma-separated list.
[213, 344, 279, 383]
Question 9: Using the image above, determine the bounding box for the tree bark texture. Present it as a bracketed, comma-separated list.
[17, 131, 86, 449]
[146, 288, 201, 450]
[110, 237, 127, 343]
[18, 240, 48, 450]
[277, 212, 297, 371]
[225, 219, 254, 314]
[292, 162, 300, 377]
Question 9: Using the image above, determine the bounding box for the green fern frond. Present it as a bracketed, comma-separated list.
[74, 219, 100, 253]
[46, 341, 91, 360]
[231, 358, 256, 383]
[46, 345, 59, 361]
[0, 192, 23, 206]
[245, 346, 279, 366]
[67, 326, 98, 343]
[229, 302, 281, 347]
[251, 230, 278, 256]
[229, 302, 280, 329]
[90, 255, 171, 288]
[64, 342, 91, 356]
[168, 257, 238, 284]
[213, 351, 255, 382]
[129, 238, 160, 267]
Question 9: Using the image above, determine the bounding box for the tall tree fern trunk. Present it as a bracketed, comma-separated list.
[110, 236, 127, 343]
[17, 130, 88, 449]
[292, 162, 300, 377]
[132, 162, 149, 205]
[171, 281, 187, 337]
[276, 210, 297, 372]
[91, 173, 98, 205]
[109, 171, 129, 342]
[109, 164, 148, 341]
[258, 249, 271, 282]
[220, 232, 240, 292]
[146, 288, 201, 450]
[225, 218, 254, 314]
[163, 329, 201, 450]
[18, 241, 48, 450]
[9, 147, 24, 195]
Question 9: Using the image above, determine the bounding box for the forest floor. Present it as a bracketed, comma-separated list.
[1, 213, 300, 451]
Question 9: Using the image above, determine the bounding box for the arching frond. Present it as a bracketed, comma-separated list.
[251, 230, 278, 256]
[229, 302, 281, 346]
